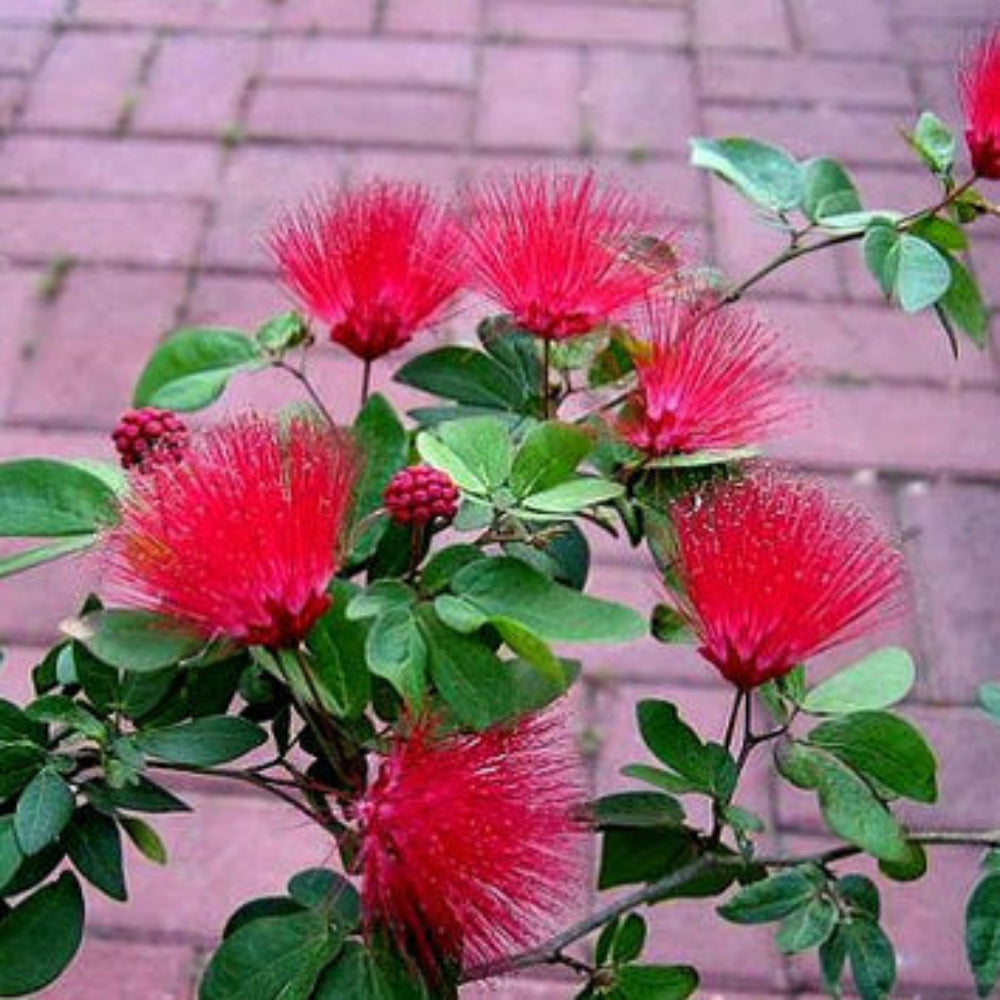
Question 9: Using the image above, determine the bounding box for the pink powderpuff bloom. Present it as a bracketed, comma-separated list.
[462, 171, 679, 341]
[104, 413, 358, 648]
[667, 470, 905, 690]
[619, 297, 797, 457]
[960, 29, 1000, 179]
[269, 181, 465, 361]
[358, 710, 587, 982]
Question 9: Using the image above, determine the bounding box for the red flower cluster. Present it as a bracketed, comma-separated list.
[269, 181, 464, 361]
[462, 172, 677, 340]
[105, 413, 358, 648]
[358, 711, 586, 981]
[961, 29, 1000, 180]
[667, 470, 905, 689]
[384, 466, 459, 526]
[619, 298, 796, 457]
[111, 407, 189, 470]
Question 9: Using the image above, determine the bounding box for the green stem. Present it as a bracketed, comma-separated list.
[274, 358, 336, 425]
[542, 337, 553, 419]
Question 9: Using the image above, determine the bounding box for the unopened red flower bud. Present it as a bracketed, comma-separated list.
[111, 407, 189, 471]
[384, 466, 459, 526]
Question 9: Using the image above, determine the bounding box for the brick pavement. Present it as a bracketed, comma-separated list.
[0, 1, 998, 996]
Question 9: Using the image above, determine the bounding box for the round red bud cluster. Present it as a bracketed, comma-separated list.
[384, 466, 459, 526]
[112, 407, 189, 471]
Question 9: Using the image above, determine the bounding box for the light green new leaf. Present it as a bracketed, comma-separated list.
[802, 648, 915, 715]
[690, 136, 803, 211]
[509, 422, 593, 497]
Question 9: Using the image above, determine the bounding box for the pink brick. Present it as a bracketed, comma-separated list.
[37, 939, 197, 1000]
[0, 137, 221, 198]
[899, 20, 970, 64]
[897, 484, 1000, 703]
[266, 37, 475, 87]
[896, 0, 996, 19]
[201, 146, 348, 269]
[0, 267, 37, 414]
[592, 155, 707, 223]
[696, 0, 792, 51]
[384, 0, 480, 36]
[0, 197, 204, 266]
[587, 49, 695, 156]
[762, 299, 993, 386]
[22, 31, 150, 131]
[476, 46, 582, 150]
[187, 274, 289, 331]
[772, 382, 1000, 476]
[463, 978, 572, 999]
[135, 36, 261, 136]
[486, 1, 687, 46]
[248, 83, 470, 146]
[0, 26, 46, 72]
[74, 0, 274, 29]
[0, 645, 46, 703]
[699, 54, 913, 107]
[0, 0, 63, 23]
[703, 105, 917, 169]
[343, 148, 467, 187]
[271, 0, 374, 31]
[9, 267, 186, 428]
[917, 64, 962, 125]
[792, 0, 894, 56]
[0, 76, 24, 128]
[85, 791, 335, 943]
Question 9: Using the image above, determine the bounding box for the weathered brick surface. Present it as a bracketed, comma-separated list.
[695, 0, 792, 51]
[792, 0, 894, 57]
[0, 26, 47, 72]
[73, 0, 274, 30]
[385, 0, 480, 37]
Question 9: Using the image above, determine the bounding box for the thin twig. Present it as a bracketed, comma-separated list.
[273, 358, 336, 425]
[361, 358, 373, 408]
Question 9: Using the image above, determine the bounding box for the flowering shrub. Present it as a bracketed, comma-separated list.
[2, 32, 1000, 1000]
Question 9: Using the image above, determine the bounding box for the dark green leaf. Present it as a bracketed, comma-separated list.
[966, 871, 1000, 997]
[0, 460, 117, 538]
[776, 897, 837, 953]
[807, 710, 937, 803]
[801, 648, 915, 715]
[837, 874, 881, 920]
[613, 913, 648, 965]
[0, 818, 23, 893]
[419, 546, 486, 597]
[0, 700, 47, 746]
[452, 557, 645, 644]
[843, 918, 896, 1000]
[509, 422, 593, 497]
[346, 581, 414, 621]
[287, 869, 360, 930]
[120, 815, 167, 865]
[86, 776, 190, 814]
[63, 806, 126, 901]
[199, 909, 344, 1000]
[910, 216, 967, 252]
[636, 700, 714, 790]
[223, 897, 305, 940]
[506, 656, 579, 714]
[0, 873, 84, 996]
[878, 840, 927, 882]
[690, 136, 803, 211]
[135, 715, 267, 767]
[133, 327, 265, 411]
[621, 764, 704, 796]
[0, 745, 45, 801]
[307, 583, 371, 720]
[15, 769, 75, 856]
[939, 255, 989, 348]
[365, 607, 427, 706]
[598, 826, 697, 891]
[650, 605, 693, 645]
[717, 868, 818, 925]
[313, 940, 432, 1000]
[69, 609, 204, 673]
[395, 347, 526, 410]
[25, 695, 104, 741]
[617, 963, 698, 999]
[593, 792, 685, 829]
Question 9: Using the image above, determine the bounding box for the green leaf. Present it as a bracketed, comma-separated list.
[910, 111, 956, 175]
[520, 476, 624, 514]
[968, 871, 1000, 997]
[0, 817, 23, 892]
[200, 909, 344, 1000]
[287, 869, 360, 930]
[416, 433, 483, 494]
[0, 872, 84, 996]
[506, 656, 579, 714]
[807, 710, 937, 803]
[314, 940, 431, 1000]
[25, 695, 104, 741]
[801, 648, 915, 715]
[432, 594, 487, 633]
[15, 769, 75, 856]
[436, 417, 512, 492]
[365, 607, 426, 706]
[690, 136, 803, 211]
[910, 216, 967, 252]
[612, 913, 648, 965]
[617, 963, 699, 999]
[306, 583, 371, 720]
[133, 328, 265, 411]
[0, 460, 117, 538]
[593, 792, 685, 829]
[120, 815, 167, 865]
[650, 604, 694, 645]
[135, 716, 267, 767]
[223, 898, 305, 940]
[63, 806, 126, 901]
[598, 825, 698, 891]
[621, 763, 705, 796]
[642, 446, 759, 470]
[0, 745, 45, 802]
[346, 581, 414, 621]
[776, 897, 838, 954]
[878, 840, 927, 883]
[255, 312, 308, 353]
[0, 535, 96, 580]
[394, 346, 527, 410]
[938, 254, 989, 348]
[863, 226, 951, 313]
[418, 611, 517, 729]
[802, 158, 862, 222]
[452, 557, 645, 644]
[0, 700, 47, 746]
[419, 545, 485, 597]
[350, 395, 408, 563]
[843, 918, 896, 1000]
[635, 700, 714, 790]
[67, 609, 204, 673]
[838, 874, 881, 920]
[88, 775, 190, 814]
[509, 422, 593, 497]
[980, 682, 1000, 724]
[718, 868, 818, 925]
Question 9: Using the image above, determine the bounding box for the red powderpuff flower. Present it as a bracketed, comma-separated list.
[961, 29, 1000, 180]
[358, 710, 587, 982]
[104, 413, 358, 648]
[668, 470, 905, 690]
[462, 171, 678, 341]
[619, 297, 797, 457]
[269, 181, 464, 361]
